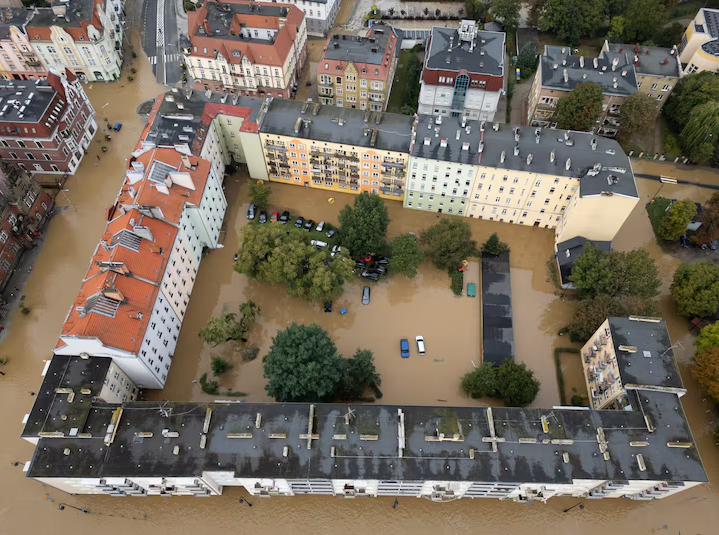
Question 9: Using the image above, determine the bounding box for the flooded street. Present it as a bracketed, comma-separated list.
[1, 35, 719, 531]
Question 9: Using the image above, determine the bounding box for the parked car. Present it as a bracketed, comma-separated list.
[370, 265, 386, 275]
[712, 239, 718, 251]
[377, 256, 391, 265]
[270, 211, 279, 222]
[680, 234, 691, 248]
[324, 301, 332, 313]
[316, 221, 325, 232]
[361, 271, 379, 281]
[360, 254, 373, 262]
[326, 229, 336, 238]
[259, 210, 267, 223]
[311, 240, 328, 248]
[415, 335, 426, 355]
[362, 286, 370, 305]
[400, 339, 410, 358]
[279, 210, 290, 224]
[247, 203, 256, 220]
[295, 216, 304, 228]
[331, 245, 343, 257]
[355, 260, 367, 269]
[303, 219, 315, 232]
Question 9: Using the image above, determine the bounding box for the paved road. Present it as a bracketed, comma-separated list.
[140, 0, 182, 85]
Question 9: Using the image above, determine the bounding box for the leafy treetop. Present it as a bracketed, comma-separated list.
[248, 180, 271, 211]
[555, 83, 604, 132]
[658, 200, 697, 241]
[419, 218, 476, 271]
[671, 262, 719, 318]
[619, 92, 659, 139]
[696, 322, 719, 354]
[480, 232, 510, 257]
[338, 193, 390, 257]
[693, 346, 719, 404]
[390, 233, 425, 278]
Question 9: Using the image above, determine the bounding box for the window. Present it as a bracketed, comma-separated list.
[661, 84, 670, 92]
[650, 83, 658, 90]
[656, 94, 663, 101]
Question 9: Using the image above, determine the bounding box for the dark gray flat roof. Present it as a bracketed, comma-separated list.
[412, 116, 637, 199]
[426, 26, 504, 77]
[608, 317, 684, 390]
[26, 393, 707, 484]
[605, 43, 681, 78]
[0, 8, 31, 40]
[540, 46, 638, 96]
[198, 1, 289, 41]
[481, 252, 514, 365]
[556, 237, 611, 285]
[22, 356, 112, 438]
[260, 99, 415, 153]
[324, 23, 397, 66]
[0, 79, 57, 125]
[28, 0, 95, 29]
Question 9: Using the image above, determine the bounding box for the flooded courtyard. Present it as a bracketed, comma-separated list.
[1, 26, 719, 535]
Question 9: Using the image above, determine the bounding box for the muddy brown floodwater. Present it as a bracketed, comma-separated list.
[1, 41, 719, 531]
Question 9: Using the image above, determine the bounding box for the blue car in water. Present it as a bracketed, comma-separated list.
[400, 339, 410, 358]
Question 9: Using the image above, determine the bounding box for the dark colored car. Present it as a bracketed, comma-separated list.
[247, 203, 256, 220]
[355, 260, 367, 270]
[377, 257, 391, 265]
[362, 286, 370, 305]
[259, 210, 267, 223]
[361, 271, 379, 281]
[324, 301, 332, 313]
[305, 81, 312, 86]
[326, 229, 336, 238]
[400, 339, 410, 358]
[680, 234, 691, 248]
[271, 211, 279, 222]
[303, 219, 315, 232]
[279, 210, 290, 224]
[371, 265, 387, 275]
[295, 216, 304, 228]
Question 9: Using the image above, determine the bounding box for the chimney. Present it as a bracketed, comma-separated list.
[565, 158, 571, 171]
[563, 69, 568, 83]
[462, 142, 470, 151]
[612, 57, 619, 71]
[621, 70, 627, 77]
[593, 57, 598, 69]
[500, 151, 506, 163]
[513, 144, 519, 156]
[424, 137, 431, 145]
[526, 153, 533, 166]
[478, 141, 484, 153]
[440, 137, 448, 148]
[550, 149, 556, 163]
[591, 138, 597, 151]
[514, 127, 520, 142]
[579, 57, 584, 68]
[456, 129, 461, 140]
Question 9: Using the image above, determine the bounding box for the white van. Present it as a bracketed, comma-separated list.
[415, 335, 425, 355]
[311, 240, 328, 248]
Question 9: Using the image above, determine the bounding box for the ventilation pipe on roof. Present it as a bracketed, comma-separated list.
[565, 158, 571, 171]
[513, 144, 519, 156]
[563, 68, 568, 83]
[591, 138, 597, 151]
[550, 149, 556, 163]
[500, 150, 506, 163]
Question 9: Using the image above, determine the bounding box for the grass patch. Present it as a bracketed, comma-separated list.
[645, 197, 671, 237]
[222, 390, 248, 397]
[554, 347, 580, 406]
[387, 50, 422, 114]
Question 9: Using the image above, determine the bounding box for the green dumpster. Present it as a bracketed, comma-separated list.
[467, 283, 476, 297]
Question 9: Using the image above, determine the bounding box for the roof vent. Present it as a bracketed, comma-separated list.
[637, 454, 647, 472]
[563, 68, 568, 83]
[440, 137, 448, 148]
[513, 144, 519, 156]
[424, 137, 431, 146]
[618, 345, 638, 353]
[478, 141, 484, 153]
[514, 127, 520, 142]
[526, 153, 533, 165]
[591, 138, 597, 150]
[565, 158, 571, 170]
[500, 150, 505, 163]
[593, 57, 598, 69]
[456, 129, 461, 140]
[550, 149, 556, 163]
[579, 57, 584, 68]
[462, 142, 470, 151]
[492, 122, 499, 131]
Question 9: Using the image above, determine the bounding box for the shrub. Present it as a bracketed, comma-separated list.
[241, 345, 260, 362]
[19, 300, 30, 315]
[199, 373, 220, 395]
[450, 270, 464, 296]
[461, 363, 498, 399]
[183, 0, 196, 11]
[571, 394, 585, 406]
[211, 356, 233, 376]
[480, 232, 510, 256]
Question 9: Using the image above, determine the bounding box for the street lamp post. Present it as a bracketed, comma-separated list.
[652, 176, 678, 200]
[563, 502, 585, 513]
[61, 189, 76, 212]
[101, 102, 110, 123]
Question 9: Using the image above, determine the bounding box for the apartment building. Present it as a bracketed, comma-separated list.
[24, 393, 707, 500]
[418, 21, 505, 122]
[21, 355, 138, 445]
[0, 160, 54, 292]
[601, 41, 681, 110]
[272, 0, 340, 36]
[54, 147, 227, 389]
[0, 68, 97, 174]
[25, 0, 125, 82]
[404, 117, 638, 239]
[0, 8, 47, 81]
[259, 98, 413, 199]
[317, 22, 400, 112]
[678, 7, 719, 75]
[580, 317, 686, 410]
[528, 46, 638, 137]
[183, 0, 307, 99]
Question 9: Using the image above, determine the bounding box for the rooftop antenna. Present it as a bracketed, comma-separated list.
[344, 406, 356, 424]
[660, 341, 684, 358]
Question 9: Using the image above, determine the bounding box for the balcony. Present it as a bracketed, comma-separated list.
[265, 142, 286, 151]
[25, 59, 41, 67]
[382, 160, 405, 169]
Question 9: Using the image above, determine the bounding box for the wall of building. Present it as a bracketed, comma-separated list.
[98, 362, 139, 403]
[0, 27, 46, 80]
[403, 156, 479, 216]
[555, 193, 639, 244]
[635, 74, 677, 109]
[418, 84, 501, 121]
[213, 113, 269, 179]
[272, 0, 339, 36]
[318, 62, 392, 112]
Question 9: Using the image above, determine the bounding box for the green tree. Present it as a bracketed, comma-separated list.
[569, 244, 661, 300]
[199, 314, 241, 347]
[480, 232, 510, 256]
[465, 0, 489, 21]
[199, 373, 220, 395]
[235, 224, 354, 302]
[693, 192, 719, 246]
[693, 346, 719, 404]
[567, 294, 658, 342]
[555, 83, 604, 132]
[619, 92, 659, 139]
[391, 233, 425, 278]
[663, 72, 719, 132]
[263, 323, 345, 401]
[420, 219, 477, 271]
[491, 0, 521, 33]
[696, 322, 719, 353]
[539, 0, 607, 45]
[680, 101, 719, 164]
[622, 0, 666, 42]
[338, 193, 390, 257]
[658, 199, 697, 241]
[211, 356, 233, 376]
[671, 262, 719, 318]
[340, 349, 382, 400]
[461, 363, 498, 399]
[516, 42, 539, 77]
[238, 300, 261, 340]
[607, 15, 626, 40]
[654, 22, 685, 48]
[494, 360, 541, 407]
[248, 180, 271, 211]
